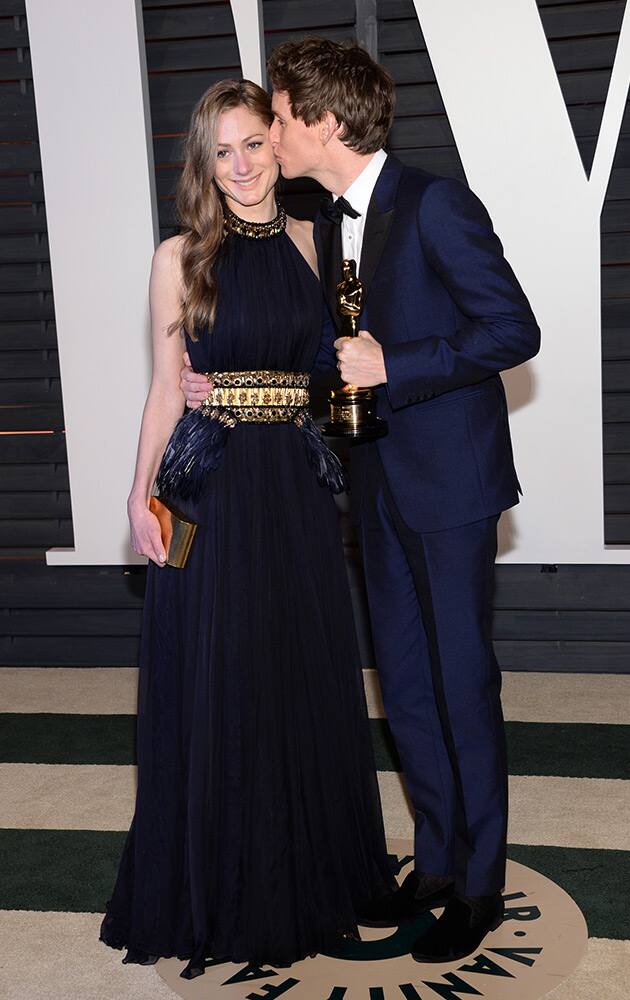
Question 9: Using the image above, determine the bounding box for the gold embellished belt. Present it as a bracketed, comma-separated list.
[202, 370, 310, 424]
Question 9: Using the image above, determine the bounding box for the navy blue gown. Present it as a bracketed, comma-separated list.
[100, 219, 394, 976]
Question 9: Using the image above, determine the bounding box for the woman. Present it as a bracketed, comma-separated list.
[99, 79, 394, 979]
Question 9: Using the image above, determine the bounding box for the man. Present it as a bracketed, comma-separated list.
[182, 39, 540, 963]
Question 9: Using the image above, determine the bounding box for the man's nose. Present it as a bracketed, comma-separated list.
[269, 121, 279, 146]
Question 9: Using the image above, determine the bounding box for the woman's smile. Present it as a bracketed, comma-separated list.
[230, 173, 262, 189]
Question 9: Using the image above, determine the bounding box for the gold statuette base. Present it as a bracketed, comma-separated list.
[323, 386, 388, 441]
[149, 496, 198, 569]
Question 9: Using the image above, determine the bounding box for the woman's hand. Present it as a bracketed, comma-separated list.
[128, 497, 167, 567]
[180, 351, 213, 409]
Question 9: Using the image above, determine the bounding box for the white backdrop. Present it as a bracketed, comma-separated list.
[27, 0, 630, 565]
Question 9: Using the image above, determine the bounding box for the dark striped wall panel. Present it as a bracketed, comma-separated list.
[0, 1, 70, 551]
[2, 561, 630, 670]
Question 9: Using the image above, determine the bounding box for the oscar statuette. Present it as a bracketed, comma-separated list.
[323, 259, 388, 441]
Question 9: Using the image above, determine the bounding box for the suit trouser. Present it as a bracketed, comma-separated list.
[357, 448, 508, 896]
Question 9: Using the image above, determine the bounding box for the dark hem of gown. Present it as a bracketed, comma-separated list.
[99, 905, 368, 978]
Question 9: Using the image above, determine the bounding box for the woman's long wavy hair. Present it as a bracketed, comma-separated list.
[172, 79, 274, 340]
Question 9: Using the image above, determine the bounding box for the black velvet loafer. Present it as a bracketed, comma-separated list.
[359, 870, 455, 927]
[411, 892, 504, 963]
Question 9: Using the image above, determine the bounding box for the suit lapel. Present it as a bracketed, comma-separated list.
[358, 155, 403, 297]
[359, 204, 395, 297]
[314, 215, 343, 329]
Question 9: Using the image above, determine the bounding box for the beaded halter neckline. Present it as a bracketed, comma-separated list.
[224, 205, 287, 240]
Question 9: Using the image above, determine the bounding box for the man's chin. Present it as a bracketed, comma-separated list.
[278, 163, 298, 180]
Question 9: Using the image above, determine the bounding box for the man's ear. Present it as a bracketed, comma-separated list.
[319, 110, 342, 145]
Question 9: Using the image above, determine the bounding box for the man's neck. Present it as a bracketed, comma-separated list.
[313, 147, 378, 198]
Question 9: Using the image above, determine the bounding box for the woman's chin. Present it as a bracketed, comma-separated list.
[225, 185, 274, 209]
[228, 189, 261, 204]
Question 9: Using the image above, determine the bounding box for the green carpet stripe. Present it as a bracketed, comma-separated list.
[0, 828, 626, 940]
[1, 714, 629, 779]
[504, 721, 630, 778]
[0, 828, 126, 913]
[506, 844, 629, 941]
[0, 714, 136, 765]
[370, 719, 630, 779]
[371, 717, 402, 772]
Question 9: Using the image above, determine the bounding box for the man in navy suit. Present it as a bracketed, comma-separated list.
[183, 39, 540, 963]
[267, 37, 540, 964]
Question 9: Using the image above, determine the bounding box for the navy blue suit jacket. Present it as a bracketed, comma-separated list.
[313, 155, 540, 533]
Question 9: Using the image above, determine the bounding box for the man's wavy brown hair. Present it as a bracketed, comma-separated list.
[172, 79, 273, 340]
[267, 38, 395, 154]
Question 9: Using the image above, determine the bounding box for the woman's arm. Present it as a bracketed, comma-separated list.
[127, 236, 187, 566]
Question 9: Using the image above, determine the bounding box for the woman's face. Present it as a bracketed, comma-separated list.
[213, 105, 278, 212]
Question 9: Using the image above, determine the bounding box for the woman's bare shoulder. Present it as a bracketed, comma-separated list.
[151, 235, 187, 299]
[153, 234, 185, 269]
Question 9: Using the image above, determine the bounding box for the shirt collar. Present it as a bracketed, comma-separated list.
[334, 149, 387, 217]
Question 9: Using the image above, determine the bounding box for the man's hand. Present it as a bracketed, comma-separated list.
[180, 351, 213, 409]
[334, 330, 386, 387]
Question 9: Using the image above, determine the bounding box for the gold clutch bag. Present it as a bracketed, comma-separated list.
[148, 496, 197, 569]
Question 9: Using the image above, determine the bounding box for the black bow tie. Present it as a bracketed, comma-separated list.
[320, 195, 361, 225]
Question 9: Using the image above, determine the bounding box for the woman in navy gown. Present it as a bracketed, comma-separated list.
[99, 79, 394, 978]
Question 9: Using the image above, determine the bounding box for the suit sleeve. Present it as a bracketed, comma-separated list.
[383, 178, 540, 410]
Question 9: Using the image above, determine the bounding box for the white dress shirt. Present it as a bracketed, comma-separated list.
[335, 148, 387, 275]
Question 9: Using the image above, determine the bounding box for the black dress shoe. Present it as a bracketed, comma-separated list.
[411, 892, 504, 963]
[359, 870, 455, 927]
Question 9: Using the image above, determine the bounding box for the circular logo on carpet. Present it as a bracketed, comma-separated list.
[155, 839, 588, 1000]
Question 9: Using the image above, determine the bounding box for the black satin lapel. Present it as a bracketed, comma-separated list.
[318, 218, 343, 328]
[359, 204, 395, 298]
